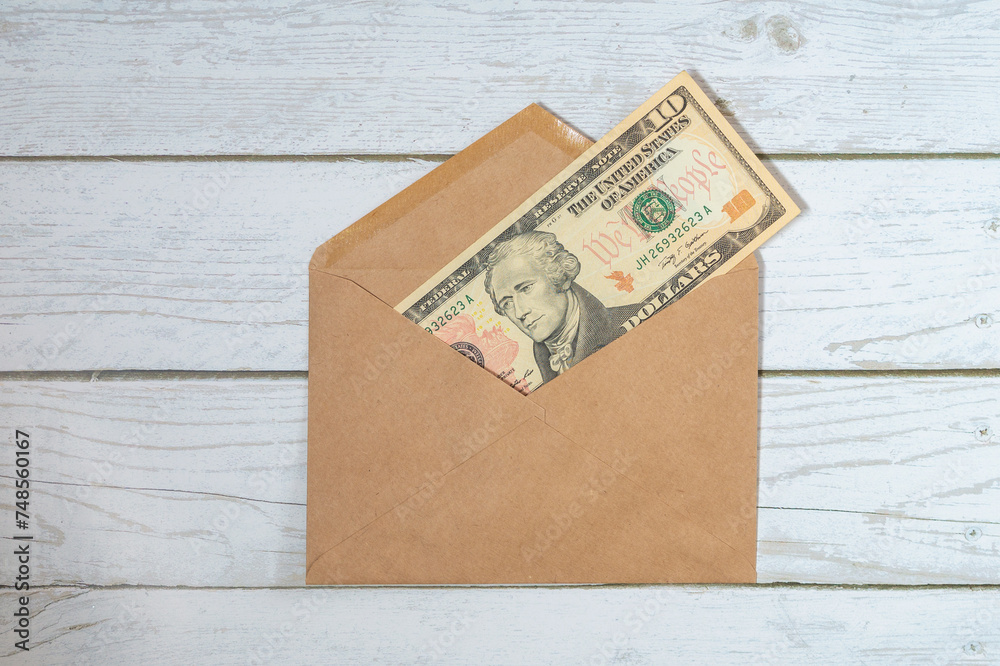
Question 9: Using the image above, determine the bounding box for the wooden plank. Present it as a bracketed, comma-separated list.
[3, 1, 1000, 155]
[3, 157, 999, 372]
[3, 586, 998, 663]
[1, 374, 997, 586]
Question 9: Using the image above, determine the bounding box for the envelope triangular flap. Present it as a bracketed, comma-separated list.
[310, 104, 593, 305]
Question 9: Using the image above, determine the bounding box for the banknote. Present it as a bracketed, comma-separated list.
[396, 72, 800, 394]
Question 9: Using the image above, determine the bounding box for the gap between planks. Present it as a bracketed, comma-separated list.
[2, 583, 999, 591]
[0, 153, 1000, 163]
[2, 369, 1000, 382]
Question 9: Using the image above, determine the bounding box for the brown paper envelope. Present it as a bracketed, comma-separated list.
[307, 104, 759, 584]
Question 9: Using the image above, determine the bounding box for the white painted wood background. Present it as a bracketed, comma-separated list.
[1, 1, 998, 663]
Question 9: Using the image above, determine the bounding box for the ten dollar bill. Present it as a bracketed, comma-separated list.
[396, 72, 800, 394]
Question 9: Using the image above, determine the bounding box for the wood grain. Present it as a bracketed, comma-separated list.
[3, 158, 999, 372]
[2, 1, 1000, 155]
[2, 586, 997, 664]
[1, 375, 996, 586]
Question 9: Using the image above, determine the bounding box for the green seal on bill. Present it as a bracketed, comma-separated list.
[632, 189, 676, 233]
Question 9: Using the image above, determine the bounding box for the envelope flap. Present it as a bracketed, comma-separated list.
[310, 104, 592, 305]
